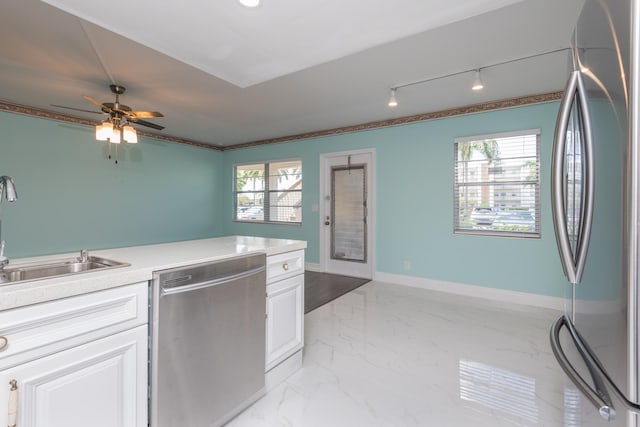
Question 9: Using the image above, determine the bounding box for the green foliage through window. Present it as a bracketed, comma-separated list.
[234, 160, 302, 224]
[454, 131, 540, 238]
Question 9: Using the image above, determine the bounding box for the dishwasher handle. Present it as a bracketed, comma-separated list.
[160, 266, 265, 296]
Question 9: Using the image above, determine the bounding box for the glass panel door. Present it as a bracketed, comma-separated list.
[331, 165, 366, 263]
[321, 150, 374, 279]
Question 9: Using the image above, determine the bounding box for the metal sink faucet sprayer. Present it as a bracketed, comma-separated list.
[0, 176, 18, 270]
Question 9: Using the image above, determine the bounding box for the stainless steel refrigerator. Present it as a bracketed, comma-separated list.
[549, 0, 640, 424]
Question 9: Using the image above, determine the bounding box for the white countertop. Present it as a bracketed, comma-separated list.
[0, 236, 306, 311]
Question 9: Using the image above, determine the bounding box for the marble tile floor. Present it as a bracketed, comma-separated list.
[228, 281, 624, 427]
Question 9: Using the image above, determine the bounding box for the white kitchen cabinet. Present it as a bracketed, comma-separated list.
[265, 249, 305, 374]
[0, 325, 147, 427]
[266, 249, 305, 283]
[266, 274, 304, 371]
[0, 282, 148, 427]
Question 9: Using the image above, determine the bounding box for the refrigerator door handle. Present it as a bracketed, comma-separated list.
[568, 314, 640, 414]
[551, 70, 595, 286]
[550, 315, 616, 421]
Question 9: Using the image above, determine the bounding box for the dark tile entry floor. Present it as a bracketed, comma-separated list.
[304, 271, 370, 314]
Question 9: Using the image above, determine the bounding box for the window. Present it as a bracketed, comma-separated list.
[454, 130, 540, 238]
[234, 160, 302, 224]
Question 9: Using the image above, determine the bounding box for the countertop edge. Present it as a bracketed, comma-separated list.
[0, 236, 306, 311]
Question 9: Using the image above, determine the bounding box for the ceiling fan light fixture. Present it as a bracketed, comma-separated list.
[95, 123, 108, 141]
[96, 121, 114, 141]
[238, 0, 261, 7]
[109, 126, 121, 144]
[123, 125, 138, 143]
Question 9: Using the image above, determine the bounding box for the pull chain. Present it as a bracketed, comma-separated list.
[106, 142, 119, 164]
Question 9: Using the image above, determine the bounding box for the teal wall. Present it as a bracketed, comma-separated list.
[0, 112, 225, 257]
[4, 101, 617, 299]
[223, 102, 572, 298]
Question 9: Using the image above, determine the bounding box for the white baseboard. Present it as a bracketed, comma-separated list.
[305, 262, 322, 272]
[373, 271, 565, 312]
[305, 266, 620, 314]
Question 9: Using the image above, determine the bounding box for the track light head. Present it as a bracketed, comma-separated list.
[388, 88, 398, 107]
[472, 70, 484, 91]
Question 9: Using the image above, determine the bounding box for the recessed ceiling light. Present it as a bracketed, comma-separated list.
[238, 0, 261, 7]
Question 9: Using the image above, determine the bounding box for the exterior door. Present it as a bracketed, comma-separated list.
[320, 150, 375, 279]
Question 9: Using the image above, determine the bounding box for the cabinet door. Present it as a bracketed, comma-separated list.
[0, 325, 147, 427]
[266, 274, 304, 371]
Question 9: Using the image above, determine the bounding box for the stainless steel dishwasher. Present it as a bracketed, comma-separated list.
[149, 253, 266, 427]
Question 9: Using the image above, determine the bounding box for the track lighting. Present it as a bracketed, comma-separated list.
[385, 47, 570, 107]
[388, 88, 398, 107]
[472, 69, 484, 91]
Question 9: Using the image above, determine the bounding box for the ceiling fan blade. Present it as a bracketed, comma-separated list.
[83, 95, 112, 112]
[129, 111, 164, 119]
[50, 104, 103, 115]
[130, 118, 165, 131]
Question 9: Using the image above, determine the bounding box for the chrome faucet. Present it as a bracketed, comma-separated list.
[0, 176, 18, 270]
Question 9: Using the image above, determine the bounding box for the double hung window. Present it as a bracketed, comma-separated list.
[234, 160, 302, 224]
[454, 130, 541, 238]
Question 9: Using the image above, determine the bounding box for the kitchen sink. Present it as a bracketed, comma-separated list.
[0, 251, 129, 285]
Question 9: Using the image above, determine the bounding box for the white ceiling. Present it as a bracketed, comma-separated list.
[0, 0, 584, 147]
[40, 0, 523, 88]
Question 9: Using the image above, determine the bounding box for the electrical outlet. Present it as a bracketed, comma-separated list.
[403, 260, 411, 271]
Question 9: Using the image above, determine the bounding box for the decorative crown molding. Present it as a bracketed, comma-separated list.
[224, 92, 563, 151]
[1, 91, 562, 152]
[0, 101, 224, 151]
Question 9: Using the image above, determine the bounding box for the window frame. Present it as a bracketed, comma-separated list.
[453, 129, 541, 239]
[233, 158, 303, 225]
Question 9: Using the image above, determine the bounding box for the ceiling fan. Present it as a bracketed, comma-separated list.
[53, 84, 165, 131]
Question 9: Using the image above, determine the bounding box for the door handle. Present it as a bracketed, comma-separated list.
[324, 216, 330, 226]
[160, 266, 265, 296]
[8, 379, 17, 427]
[550, 316, 615, 420]
[551, 70, 595, 285]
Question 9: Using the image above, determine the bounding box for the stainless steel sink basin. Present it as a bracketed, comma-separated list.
[0, 251, 129, 285]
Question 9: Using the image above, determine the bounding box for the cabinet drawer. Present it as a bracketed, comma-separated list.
[0, 282, 148, 370]
[267, 250, 305, 283]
